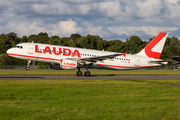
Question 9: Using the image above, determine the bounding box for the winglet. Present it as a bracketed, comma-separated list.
[122, 52, 127, 57]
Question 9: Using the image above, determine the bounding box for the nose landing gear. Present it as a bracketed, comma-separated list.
[26, 60, 31, 71]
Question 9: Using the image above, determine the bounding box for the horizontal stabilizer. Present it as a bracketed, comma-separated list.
[149, 60, 169, 65]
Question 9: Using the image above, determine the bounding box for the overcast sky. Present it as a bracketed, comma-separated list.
[0, 0, 180, 41]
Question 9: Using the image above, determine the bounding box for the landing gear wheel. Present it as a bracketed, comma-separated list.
[76, 71, 82, 76]
[84, 71, 91, 77]
[26, 67, 30, 71]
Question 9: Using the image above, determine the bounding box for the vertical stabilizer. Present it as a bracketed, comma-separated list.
[137, 32, 168, 59]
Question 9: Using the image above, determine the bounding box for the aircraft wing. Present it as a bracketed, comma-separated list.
[68, 52, 127, 63]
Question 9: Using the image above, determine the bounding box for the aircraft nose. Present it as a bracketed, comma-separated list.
[6, 48, 13, 55]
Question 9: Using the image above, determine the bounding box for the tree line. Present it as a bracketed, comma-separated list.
[0, 32, 180, 65]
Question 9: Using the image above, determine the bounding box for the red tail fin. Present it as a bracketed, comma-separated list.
[137, 32, 168, 59]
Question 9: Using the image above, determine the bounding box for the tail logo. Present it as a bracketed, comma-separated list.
[144, 32, 167, 59]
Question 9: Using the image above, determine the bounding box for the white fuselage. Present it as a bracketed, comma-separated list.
[6, 42, 162, 70]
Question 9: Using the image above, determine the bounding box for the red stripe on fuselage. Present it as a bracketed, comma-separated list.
[7, 53, 61, 61]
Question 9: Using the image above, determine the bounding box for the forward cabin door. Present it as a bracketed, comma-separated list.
[28, 43, 34, 54]
[28, 43, 38, 61]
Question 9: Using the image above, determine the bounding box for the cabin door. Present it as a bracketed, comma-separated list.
[28, 44, 34, 54]
[135, 57, 140, 66]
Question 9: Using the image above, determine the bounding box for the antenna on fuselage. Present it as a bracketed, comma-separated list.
[32, 41, 34, 43]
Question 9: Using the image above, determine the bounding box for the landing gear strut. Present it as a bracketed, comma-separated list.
[26, 60, 31, 71]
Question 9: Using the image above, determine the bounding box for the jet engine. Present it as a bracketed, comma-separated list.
[50, 59, 78, 70]
[61, 59, 77, 69]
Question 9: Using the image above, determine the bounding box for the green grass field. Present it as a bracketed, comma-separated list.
[0, 69, 180, 75]
[1, 80, 180, 120]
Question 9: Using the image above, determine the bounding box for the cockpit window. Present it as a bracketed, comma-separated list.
[14, 46, 23, 49]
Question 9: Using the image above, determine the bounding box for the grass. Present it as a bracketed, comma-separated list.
[0, 68, 180, 75]
[1, 80, 180, 120]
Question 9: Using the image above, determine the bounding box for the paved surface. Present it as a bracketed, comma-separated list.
[0, 75, 180, 80]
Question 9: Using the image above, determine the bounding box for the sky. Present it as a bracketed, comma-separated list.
[0, 0, 180, 41]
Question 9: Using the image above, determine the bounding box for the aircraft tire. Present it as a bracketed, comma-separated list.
[26, 67, 30, 71]
[76, 71, 82, 76]
[84, 71, 91, 77]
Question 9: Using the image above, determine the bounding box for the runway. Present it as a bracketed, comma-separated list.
[1, 75, 180, 80]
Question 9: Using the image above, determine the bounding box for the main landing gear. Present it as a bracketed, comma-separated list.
[76, 67, 91, 77]
[26, 60, 31, 71]
[84, 71, 91, 76]
[76, 70, 82, 76]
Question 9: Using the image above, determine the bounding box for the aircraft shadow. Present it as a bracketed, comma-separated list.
[89, 74, 115, 77]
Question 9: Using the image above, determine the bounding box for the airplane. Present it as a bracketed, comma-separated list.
[6, 32, 168, 76]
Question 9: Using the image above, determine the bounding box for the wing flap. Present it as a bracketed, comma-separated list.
[79, 53, 123, 62]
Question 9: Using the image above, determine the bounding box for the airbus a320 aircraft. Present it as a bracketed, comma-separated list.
[7, 32, 168, 76]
